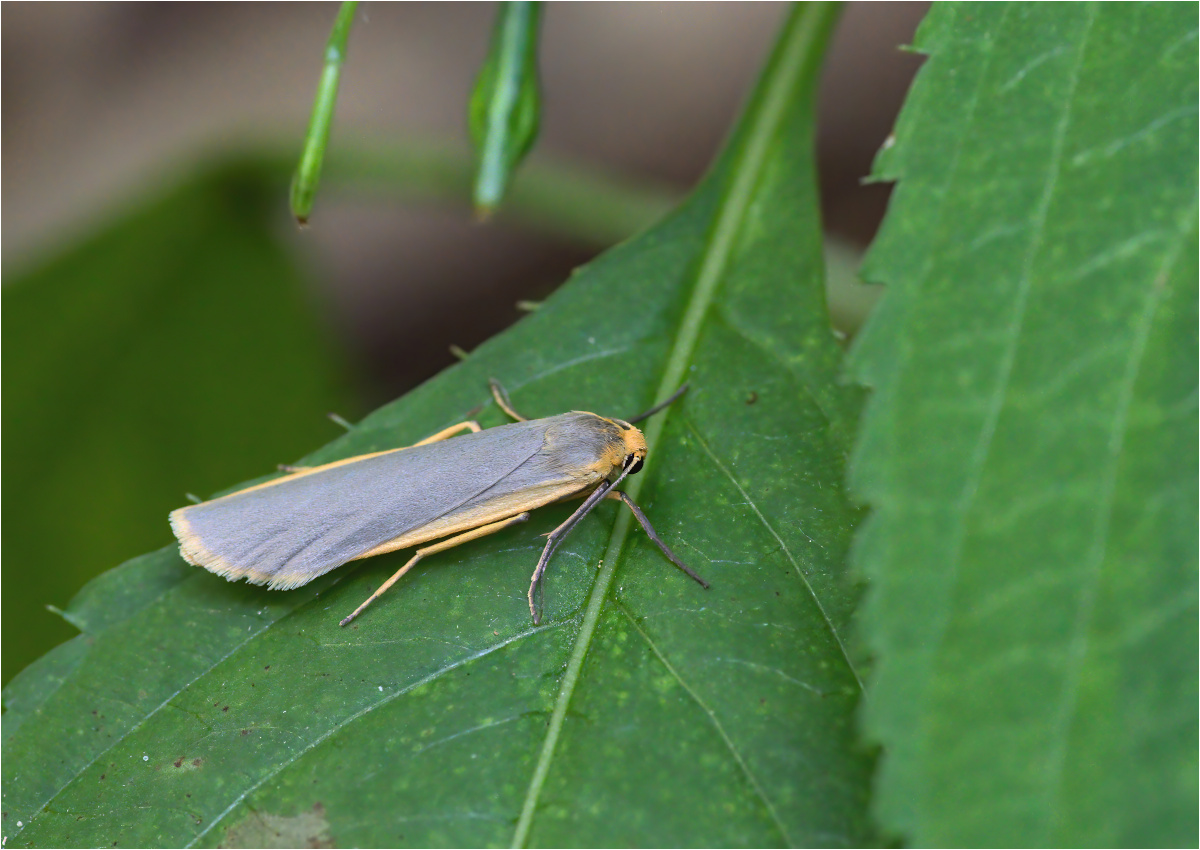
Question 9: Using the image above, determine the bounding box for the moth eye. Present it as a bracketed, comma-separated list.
[626, 456, 644, 475]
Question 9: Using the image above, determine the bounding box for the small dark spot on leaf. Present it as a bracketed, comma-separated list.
[222, 706, 229, 712]
[187, 794, 192, 798]
[241, 729, 249, 736]
[174, 758, 183, 768]
[193, 758, 203, 767]
[100, 774, 106, 780]
[746, 391, 758, 405]
[264, 665, 270, 671]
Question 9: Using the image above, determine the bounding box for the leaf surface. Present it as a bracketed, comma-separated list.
[2, 6, 869, 847]
[849, 3, 1198, 845]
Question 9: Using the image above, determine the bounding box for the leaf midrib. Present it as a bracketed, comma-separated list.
[509, 5, 837, 846]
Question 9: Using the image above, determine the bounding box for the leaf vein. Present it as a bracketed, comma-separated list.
[15, 609, 285, 840]
[184, 623, 557, 847]
[1043, 196, 1199, 831]
[615, 602, 794, 846]
[684, 419, 863, 691]
[713, 307, 834, 427]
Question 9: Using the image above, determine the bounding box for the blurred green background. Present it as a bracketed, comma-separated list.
[1, 3, 923, 684]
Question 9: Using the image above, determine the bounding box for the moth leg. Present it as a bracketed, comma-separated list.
[327, 412, 354, 431]
[339, 512, 531, 627]
[489, 379, 529, 422]
[527, 482, 614, 624]
[413, 420, 481, 446]
[605, 491, 710, 589]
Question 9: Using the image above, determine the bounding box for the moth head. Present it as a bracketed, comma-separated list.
[610, 418, 647, 476]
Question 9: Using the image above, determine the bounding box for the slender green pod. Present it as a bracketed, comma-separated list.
[290, 1, 358, 224]
[469, 1, 543, 214]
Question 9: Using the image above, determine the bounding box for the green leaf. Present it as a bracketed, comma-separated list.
[470, 1, 543, 213]
[2, 5, 868, 846]
[1, 161, 353, 689]
[849, 3, 1198, 846]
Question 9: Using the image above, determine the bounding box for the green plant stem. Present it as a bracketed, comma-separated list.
[320, 140, 675, 248]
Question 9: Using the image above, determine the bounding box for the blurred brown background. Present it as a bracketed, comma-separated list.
[4, 2, 926, 389]
[2, 2, 926, 681]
